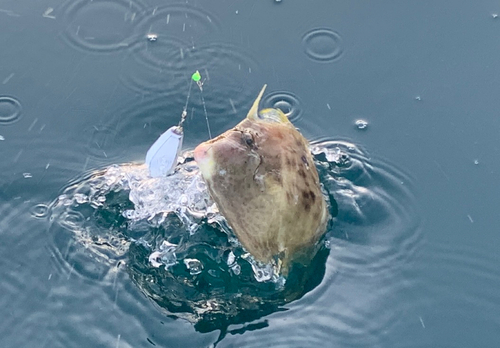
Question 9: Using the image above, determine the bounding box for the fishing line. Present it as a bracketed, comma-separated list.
[145, 70, 211, 177]
[178, 78, 193, 129]
[192, 70, 212, 139]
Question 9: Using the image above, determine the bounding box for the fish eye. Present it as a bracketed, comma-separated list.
[242, 132, 255, 148]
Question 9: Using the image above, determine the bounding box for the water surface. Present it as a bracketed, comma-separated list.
[1, 0, 500, 347]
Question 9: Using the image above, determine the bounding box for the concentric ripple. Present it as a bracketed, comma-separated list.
[128, 34, 188, 71]
[47, 157, 330, 333]
[0, 96, 22, 124]
[29, 204, 49, 218]
[218, 139, 422, 346]
[59, 0, 147, 53]
[127, 4, 220, 72]
[47, 137, 421, 340]
[302, 28, 343, 63]
[303, 139, 422, 346]
[137, 3, 220, 41]
[119, 53, 261, 144]
[120, 42, 260, 123]
[261, 91, 303, 122]
[424, 241, 500, 324]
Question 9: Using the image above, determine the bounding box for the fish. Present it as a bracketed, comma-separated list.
[194, 85, 329, 272]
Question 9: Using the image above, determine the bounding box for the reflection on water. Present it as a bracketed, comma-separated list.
[2, 0, 500, 346]
[47, 138, 421, 340]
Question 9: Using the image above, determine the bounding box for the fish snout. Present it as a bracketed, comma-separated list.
[194, 142, 215, 179]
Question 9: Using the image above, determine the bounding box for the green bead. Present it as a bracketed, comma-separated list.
[192, 70, 201, 82]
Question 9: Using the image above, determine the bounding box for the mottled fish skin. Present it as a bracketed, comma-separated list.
[194, 85, 328, 270]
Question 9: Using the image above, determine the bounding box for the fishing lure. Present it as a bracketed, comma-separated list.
[145, 71, 208, 177]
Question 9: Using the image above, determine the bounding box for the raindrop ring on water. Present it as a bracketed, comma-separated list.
[30, 204, 50, 218]
[59, 0, 147, 53]
[0, 96, 22, 124]
[302, 28, 343, 63]
[131, 4, 221, 70]
[261, 91, 302, 122]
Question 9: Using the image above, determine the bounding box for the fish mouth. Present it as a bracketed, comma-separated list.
[194, 142, 215, 179]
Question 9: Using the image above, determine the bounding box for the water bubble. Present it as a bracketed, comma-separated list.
[492, 13, 498, 19]
[251, 263, 274, 282]
[415, 96, 422, 101]
[227, 251, 236, 266]
[0, 135, 4, 140]
[74, 193, 88, 204]
[149, 241, 178, 269]
[231, 264, 241, 275]
[226, 251, 241, 275]
[0, 96, 22, 124]
[355, 119, 368, 130]
[261, 91, 302, 122]
[23, 173, 33, 178]
[319, 146, 351, 166]
[30, 204, 49, 218]
[146, 33, 157, 42]
[184, 258, 203, 275]
[474, 159, 479, 165]
[302, 28, 343, 63]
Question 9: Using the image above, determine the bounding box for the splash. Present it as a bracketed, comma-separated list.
[49, 151, 297, 283]
[48, 140, 420, 335]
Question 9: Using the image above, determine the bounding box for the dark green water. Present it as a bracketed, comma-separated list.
[1, 0, 500, 347]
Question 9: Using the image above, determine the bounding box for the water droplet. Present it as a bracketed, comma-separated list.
[355, 119, 368, 130]
[261, 91, 303, 122]
[84, 125, 120, 162]
[227, 251, 236, 266]
[0, 96, 22, 124]
[302, 28, 343, 63]
[132, 4, 220, 68]
[146, 33, 157, 42]
[30, 204, 49, 218]
[42, 7, 56, 19]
